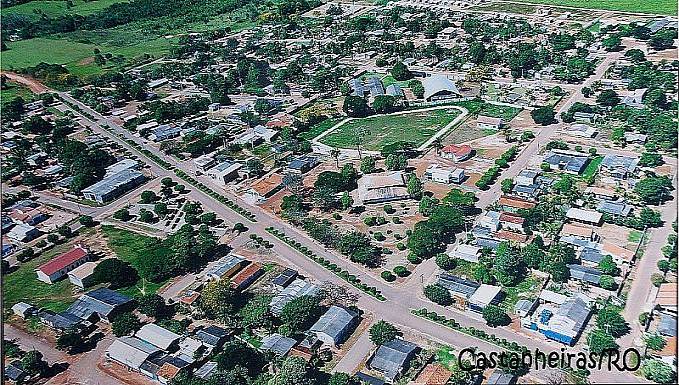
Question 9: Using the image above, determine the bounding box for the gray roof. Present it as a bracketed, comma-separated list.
[107, 337, 161, 370]
[309, 306, 358, 345]
[579, 247, 605, 265]
[38, 310, 82, 330]
[288, 155, 318, 171]
[203, 254, 244, 280]
[365, 76, 385, 97]
[600, 154, 639, 177]
[487, 370, 516, 385]
[515, 299, 534, 314]
[5, 361, 26, 382]
[81, 169, 145, 197]
[597, 200, 632, 217]
[475, 236, 501, 250]
[512, 184, 539, 197]
[659, 313, 677, 337]
[270, 278, 319, 315]
[194, 361, 219, 380]
[555, 295, 592, 336]
[356, 372, 385, 385]
[272, 268, 298, 287]
[544, 151, 589, 174]
[568, 264, 602, 284]
[437, 273, 480, 298]
[560, 235, 599, 249]
[260, 333, 297, 355]
[385, 84, 404, 97]
[66, 288, 132, 320]
[194, 325, 229, 347]
[422, 75, 460, 100]
[135, 323, 180, 350]
[370, 339, 418, 381]
[348, 78, 365, 96]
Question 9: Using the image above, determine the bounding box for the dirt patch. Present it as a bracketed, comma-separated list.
[78, 57, 95, 66]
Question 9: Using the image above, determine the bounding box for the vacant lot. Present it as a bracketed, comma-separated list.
[320, 108, 462, 151]
[501, 0, 676, 14]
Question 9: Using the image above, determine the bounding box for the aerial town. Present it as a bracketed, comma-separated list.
[1, 0, 677, 384]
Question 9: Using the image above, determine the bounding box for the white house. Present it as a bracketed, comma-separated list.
[477, 115, 503, 130]
[424, 164, 465, 184]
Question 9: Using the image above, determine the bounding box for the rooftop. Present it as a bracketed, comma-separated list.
[37, 246, 88, 276]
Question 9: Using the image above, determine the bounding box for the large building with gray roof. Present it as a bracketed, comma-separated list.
[269, 278, 319, 315]
[82, 169, 146, 203]
[309, 305, 359, 347]
[525, 294, 593, 345]
[368, 339, 419, 382]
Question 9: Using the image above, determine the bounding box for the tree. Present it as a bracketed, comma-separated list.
[140, 190, 158, 204]
[21, 350, 47, 377]
[409, 79, 424, 98]
[419, 195, 439, 216]
[658, 259, 671, 273]
[137, 294, 170, 319]
[649, 29, 677, 50]
[56, 327, 84, 353]
[596, 89, 620, 107]
[340, 191, 353, 210]
[112, 312, 142, 337]
[645, 334, 667, 351]
[500, 178, 514, 194]
[280, 295, 323, 333]
[369, 320, 399, 345]
[328, 372, 360, 385]
[482, 305, 511, 327]
[342, 95, 370, 118]
[652, 273, 665, 287]
[596, 305, 629, 338]
[598, 255, 619, 276]
[154, 202, 169, 216]
[200, 279, 238, 322]
[391, 61, 412, 81]
[372, 95, 396, 114]
[635, 175, 673, 205]
[493, 242, 525, 286]
[57, 225, 73, 238]
[271, 356, 314, 385]
[435, 253, 456, 271]
[599, 275, 616, 290]
[239, 294, 273, 330]
[625, 49, 646, 63]
[91, 258, 138, 289]
[138, 209, 154, 223]
[587, 328, 618, 354]
[641, 359, 675, 384]
[406, 174, 423, 200]
[639, 151, 664, 167]
[423, 284, 452, 306]
[79, 215, 95, 227]
[360, 156, 376, 174]
[113, 208, 131, 221]
[408, 222, 444, 259]
[531, 106, 555, 125]
[385, 154, 407, 171]
[602, 35, 622, 51]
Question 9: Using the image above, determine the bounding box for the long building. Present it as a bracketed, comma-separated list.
[82, 169, 146, 204]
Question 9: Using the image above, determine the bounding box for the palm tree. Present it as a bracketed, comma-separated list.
[431, 138, 443, 156]
[331, 147, 340, 169]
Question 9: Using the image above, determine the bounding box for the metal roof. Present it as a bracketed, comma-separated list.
[370, 339, 418, 381]
[136, 323, 181, 350]
[568, 264, 602, 284]
[272, 268, 298, 287]
[659, 313, 677, 337]
[437, 273, 480, 298]
[81, 169, 145, 197]
[596, 200, 632, 217]
[66, 288, 131, 320]
[107, 337, 161, 370]
[270, 278, 319, 315]
[309, 306, 358, 345]
[421, 75, 460, 100]
[260, 333, 297, 355]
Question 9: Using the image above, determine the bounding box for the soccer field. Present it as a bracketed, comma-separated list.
[504, 0, 676, 15]
[319, 108, 462, 151]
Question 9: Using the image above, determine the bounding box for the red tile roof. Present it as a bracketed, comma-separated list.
[37, 246, 88, 275]
[495, 230, 529, 243]
[498, 195, 536, 210]
[499, 212, 525, 224]
[231, 262, 263, 288]
[441, 144, 472, 157]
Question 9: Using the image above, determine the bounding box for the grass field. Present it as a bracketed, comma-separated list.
[299, 117, 344, 140]
[319, 108, 462, 151]
[454, 100, 522, 122]
[5, 0, 130, 18]
[3, 243, 79, 313]
[503, 0, 676, 15]
[1, 82, 35, 103]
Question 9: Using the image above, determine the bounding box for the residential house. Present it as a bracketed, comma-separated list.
[599, 154, 639, 180]
[499, 212, 525, 232]
[567, 264, 603, 286]
[515, 169, 539, 186]
[477, 211, 501, 231]
[487, 370, 517, 385]
[194, 155, 216, 173]
[543, 150, 589, 175]
[67, 261, 98, 288]
[37, 310, 86, 331]
[4, 361, 28, 384]
[82, 169, 146, 203]
[244, 173, 283, 203]
[194, 361, 219, 381]
[449, 244, 481, 263]
[36, 246, 91, 284]
[356, 171, 410, 205]
[136, 323, 181, 351]
[273, 268, 298, 288]
[440, 144, 472, 162]
[11, 302, 36, 319]
[230, 262, 264, 291]
[624, 132, 648, 145]
[579, 247, 605, 266]
[658, 313, 677, 337]
[157, 357, 190, 384]
[596, 200, 632, 217]
[149, 125, 180, 142]
[206, 161, 243, 185]
[385, 84, 404, 97]
[423, 164, 465, 184]
[104, 159, 139, 178]
[585, 186, 617, 200]
[412, 363, 452, 385]
[107, 337, 162, 372]
[495, 230, 529, 245]
[477, 116, 503, 130]
[437, 273, 479, 311]
[7, 223, 40, 242]
[524, 294, 593, 345]
[194, 325, 230, 351]
[512, 183, 540, 199]
[497, 196, 536, 213]
[566, 208, 603, 226]
[65, 287, 134, 323]
[566, 124, 597, 138]
[656, 283, 677, 314]
[261, 333, 297, 356]
[572, 111, 596, 123]
[601, 241, 635, 265]
[560, 223, 597, 241]
[309, 306, 359, 347]
[201, 254, 246, 281]
[368, 339, 419, 382]
[270, 278, 319, 315]
[286, 156, 319, 174]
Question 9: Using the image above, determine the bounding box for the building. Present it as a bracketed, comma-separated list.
[104, 159, 139, 178]
[11, 302, 36, 318]
[525, 294, 592, 345]
[149, 125, 181, 142]
[273, 268, 298, 287]
[421, 75, 461, 101]
[82, 169, 146, 203]
[599, 154, 639, 180]
[5, 360, 28, 384]
[36, 246, 90, 284]
[270, 278, 319, 315]
[194, 325, 230, 351]
[515, 169, 539, 186]
[107, 337, 162, 372]
[136, 324, 181, 351]
[579, 247, 605, 266]
[207, 161, 243, 185]
[424, 164, 465, 184]
[543, 150, 589, 175]
[497, 196, 536, 212]
[566, 208, 603, 226]
[368, 339, 419, 382]
[65, 287, 134, 322]
[385, 84, 404, 97]
[261, 333, 297, 356]
[477, 116, 503, 130]
[309, 306, 359, 347]
[201, 254, 246, 281]
[585, 186, 617, 200]
[244, 173, 283, 203]
[356, 171, 410, 205]
[596, 200, 632, 217]
[568, 264, 603, 285]
[230, 262, 264, 291]
[560, 223, 597, 241]
[67, 261, 98, 288]
[468, 284, 503, 313]
[7, 223, 40, 242]
[573, 111, 596, 123]
[655, 283, 677, 314]
[287, 156, 319, 174]
[499, 212, 524, 232]
[194, 361, 219, 380]
[437, 273, 480, 310]
[624, 132, 648, 145]
[449, 244, 481, 263]
[37, 310, 86, 331]
[601, 241, 635, 265]
[412, 363, 452, 385]
[486, 370, 517, 385]
[566, 124, 597, 138]
[477, 211, 501, 232]
[440, 144, 472, 162]
[194, 155, 216, 173]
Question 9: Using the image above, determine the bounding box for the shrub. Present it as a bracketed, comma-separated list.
[381, 271, 396, 282]
[393, 266, 410, 277]
[383, 205, 395, 214]
[374, 232, 386, 241]
[407, 253, 423, 264]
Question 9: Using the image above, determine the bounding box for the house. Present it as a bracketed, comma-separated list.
[36, 246, 91, 284]
[486, 370, 517, 385]
[206, 161, 243, 185]
[599, 154, 639, 180]
[495, 230, 529, 245]
[368, 339, 419, 382]
[475, 236, 502, 251]
[477, 211, 501, 231]
[624, 132, 648, 145]
[175, 337, 204, 363]
[543, 150, 589, 175]
[11, 302, 36, 318]
[421, 75, 461, 101]
[566, 208, 603, 226]
[201, 254, 246, 281]
[440, 144, 472, 162]
[412, 363, 452, 385]
[468, 284, 503, 313]
[601, 241, 635, 265]
[244, 173, 283, 203]
[566, 124, 597, 138]
[194, 361, 219, 380]
[230, 262, 264, 291]
[658, 313, 677, 337]
[149, 125, 181, 142]
[477, 116, 503, 130]
[423, 164, 465, 184]
[67, 261, 98, 288]
[356, 372, 385, 385]
[194, 325, 230, 351]
[356, 171, 410, 205]
[437, 273, 480, 310]
[66, 287, 134, 322]
[596, 200, 632, 217]
[525, 294, 593, 345]
[261, 333, 297, 356]
[621, 88, 646, 109]
[585, 186, 617, 200]
[287, 156, 319, 174]
[7, 223, 40, 242]
[579, 247, 605, 266]
[572, 111, 596, 123]
[497, 196, 536, 212]
[157, 358, 190, 384]
[515, 169, 539, 186]
[309, 306, 359, 347]
[5, 360, 28, 384]
[656, 283, 678, 313]
[104, 159, 139, 178]
[515, 299, 536, 318]
[8, 207, 48, 226]
[194, 155, 216, 173]
[37, 310, 86, 331]
[499, 212, 524, 232]
[568, 264, 603, 285]
[107, 337, 162, 372]
[385, 84, 404, 97]
[270, 278, 319, 315]
[136, 323, 181, 351]
[82, 169, 146, 203]
[512, 183, 540, 199]
[449, 244, 481, 263]
[560, 223, 597, 241]
[273, 268, 298, 288]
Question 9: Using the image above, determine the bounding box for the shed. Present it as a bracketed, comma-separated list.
[11, 302, 36, 318]
[273, 268, 298, 287]
[67, 261, 98, 288]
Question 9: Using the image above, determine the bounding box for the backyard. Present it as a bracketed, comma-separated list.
[319, 107, 463, 151]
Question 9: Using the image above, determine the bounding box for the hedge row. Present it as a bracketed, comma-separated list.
[475, 146, 519, 190]
[266, 227, 386, 301]
[411, 308, 528, 353]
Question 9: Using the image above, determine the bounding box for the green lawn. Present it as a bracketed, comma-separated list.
[581, 155, 603, 180]
[381, 74, 411, 88]
[503, 0, 676, 14]
[299, 117, 344, 140]
[3, 243, 80, 313]
[628, 230, 643, 243]
[320, 108, 462, 151]
[453, 99, 522, 122]
[1, 82, 35, 103]
[2, 38, 99, 70]
[500, 275, 544, 312]
[5, 0, 131, 18]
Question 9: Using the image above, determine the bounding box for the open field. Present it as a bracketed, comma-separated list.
[299, 117, 344, 140]
[319, 108, 462, 151]
[1, 82, 36, 102]
[454, 100, 522, 122]
[5, 0, 130, 18]
[499, 0, 677, 15]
